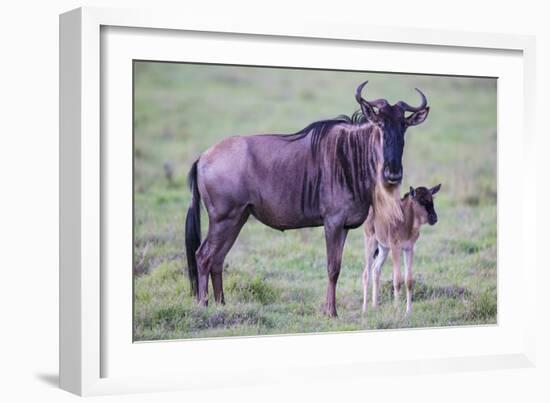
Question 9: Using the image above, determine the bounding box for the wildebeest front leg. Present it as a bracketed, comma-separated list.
[323, 220, 348, 317]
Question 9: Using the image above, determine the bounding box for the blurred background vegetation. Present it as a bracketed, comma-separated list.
[133, 62, 497, 341]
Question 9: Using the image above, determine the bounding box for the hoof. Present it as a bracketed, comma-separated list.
[324, 308, 338, 318]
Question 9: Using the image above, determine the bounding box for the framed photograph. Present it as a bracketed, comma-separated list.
[60, 7, 537, 396]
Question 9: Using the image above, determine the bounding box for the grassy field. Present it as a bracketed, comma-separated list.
[133, 62, 497, 341]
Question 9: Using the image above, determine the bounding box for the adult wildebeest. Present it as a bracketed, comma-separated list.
[185, 81, 429, 317]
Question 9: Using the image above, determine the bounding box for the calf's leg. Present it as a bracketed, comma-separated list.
[403, 248, 414, 314]
[362, 235, 377, 314]
[391, 247, 402, 306]
[371, 245, 389, 308]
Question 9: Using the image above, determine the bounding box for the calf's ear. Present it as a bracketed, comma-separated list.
[409, 186, 416, 198]
[430, 184, 441, 195]
[406, 107, 430, 127]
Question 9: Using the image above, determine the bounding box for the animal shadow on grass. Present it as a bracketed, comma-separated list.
[373, 279, 497, 328]
[377, 278, 469, 305]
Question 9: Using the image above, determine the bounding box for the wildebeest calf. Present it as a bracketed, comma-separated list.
[362, 184, 441, 315]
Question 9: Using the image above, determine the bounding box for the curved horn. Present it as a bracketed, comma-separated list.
[396, 88, 428, 112]
[355, 81, 376, 118]
[355, 80, 369, 105]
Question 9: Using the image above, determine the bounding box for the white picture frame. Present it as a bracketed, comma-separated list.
[59, 6, 537, 396]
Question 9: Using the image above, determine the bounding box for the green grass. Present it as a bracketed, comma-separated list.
[133, 62, 497, 341]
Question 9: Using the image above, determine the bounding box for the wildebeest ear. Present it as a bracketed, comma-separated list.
[409, 186, 416, 198]
[430, 184, 441, 195]
[406, 107, 430, 127]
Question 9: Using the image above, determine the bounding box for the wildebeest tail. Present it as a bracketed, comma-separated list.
[185, 159, 201, 296]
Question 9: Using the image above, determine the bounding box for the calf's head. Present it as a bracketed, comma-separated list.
[355, 81, 430, 186]
[409, 184, 441, 225]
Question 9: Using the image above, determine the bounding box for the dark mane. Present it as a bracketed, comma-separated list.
[288, 110, 376, 216]
[289, 110, 367, 139]
[282, 110, 368, 158]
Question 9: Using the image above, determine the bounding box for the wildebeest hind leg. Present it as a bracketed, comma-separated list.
[197, 209, 249, 305]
